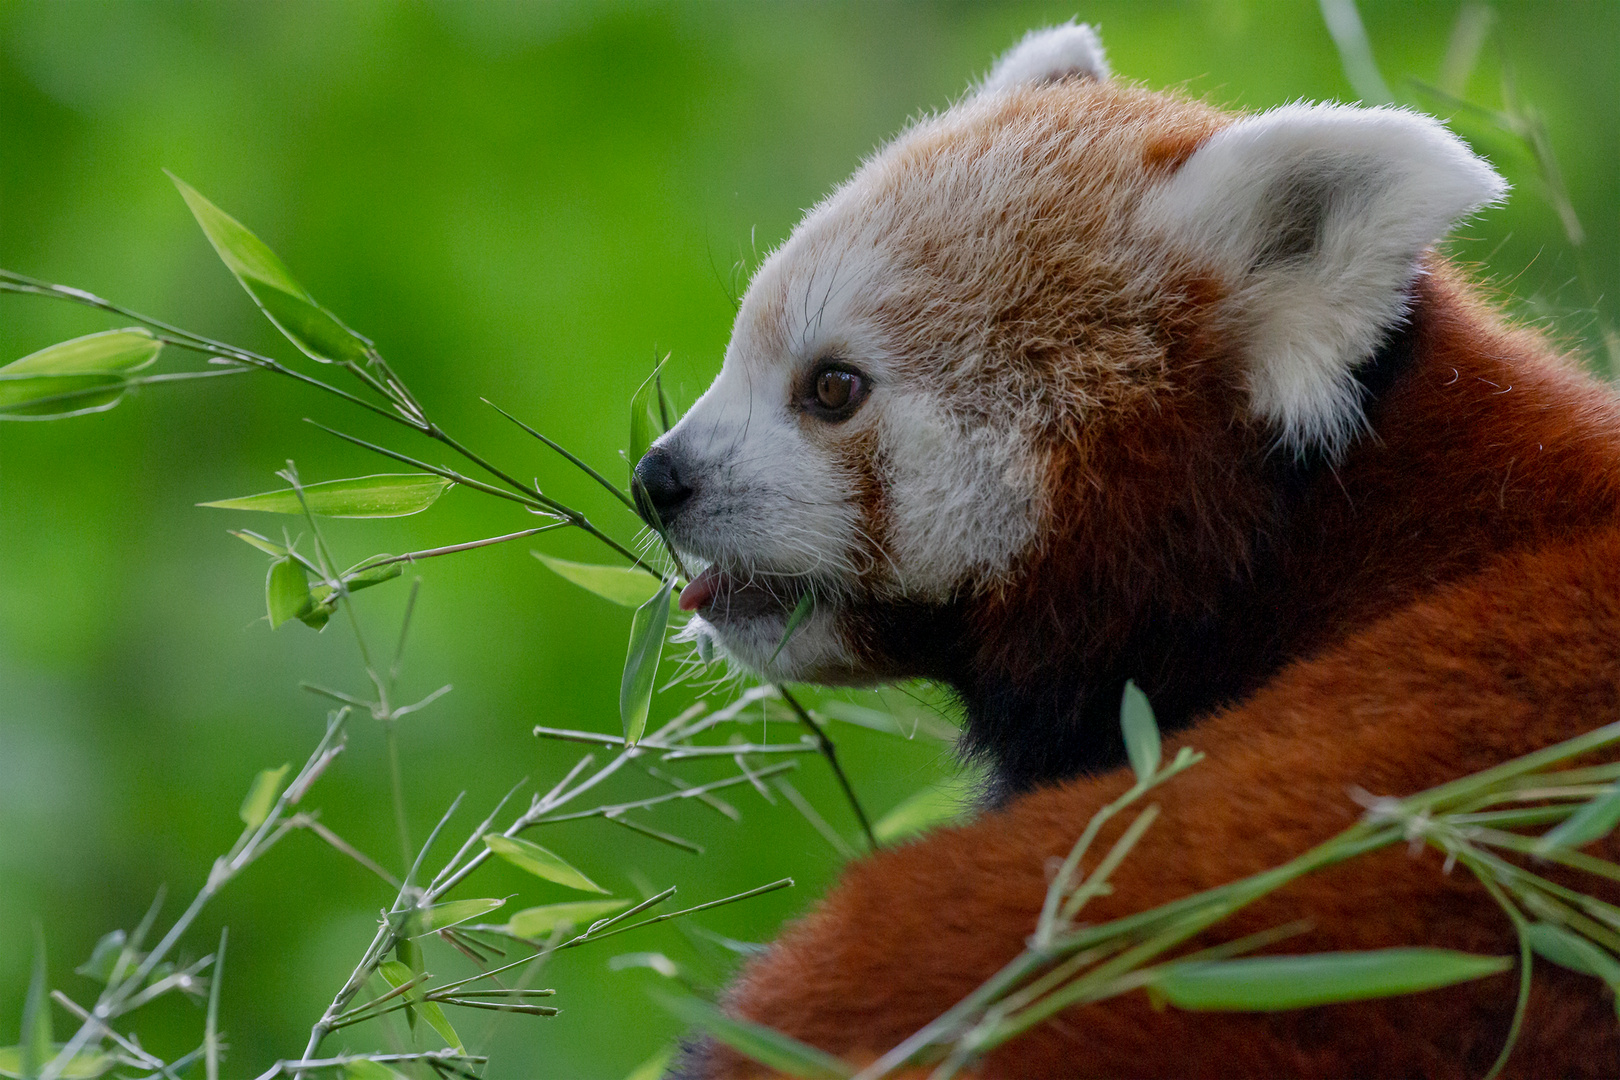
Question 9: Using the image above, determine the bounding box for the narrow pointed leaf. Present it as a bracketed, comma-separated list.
[814, 700, 956, 741]
[266, 558, 312, 628]
[628, 358, 669, 478]
[0, 1047, 113, 1080]
[341, 559, 405, 591]
[74, 931, 126, 984]
[410, 898, 507, 935]
[655, 373, 676, 431]
[21, 929, 49, 1079]
[534, 553, 662, 607]
[378, 961, 461, 1051]
[1152, 948, 1511, 1011]
[297, 601, 336, 631]
[1537, 783, 1620, 853]
[768, 592, 815, 665]
[1120, 679, 1161, 784]
[1525, 922, 1620, 986]
[202, 474, 452, 518]
[239, 763, 290, 828]
[228, 529, 289, 558]
[873, 775, 973, 844]
[650, 991, 852, 1080]
[0, 328, 161, 420]
[2, 328, 161, 376]
[620, 580, 674, 745]
[169, 174, 371, 364]
[506, 899, 632, 938]
[484, 834, 608, 894]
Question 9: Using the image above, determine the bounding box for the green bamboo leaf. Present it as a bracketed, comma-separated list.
[1525, 922, 1620, 986]
[266, 557, 313, 628]
[169, 174, 371, 365]
[378, 961, 462, 1051]
[410, 898, 507, 935]
[0, 328, 161, 420]
[655, 373, 676, 432]
[768, 592, 815, 665]
[649, 991, 852, 1080]
[483, 834, 609, 894]
[343, 1062, 410, 1080]
[873, 775, 973, 843]
[506, 899, 632, 938]
[73, 931, 126, 984]
[1152, 948, 1511, 1011]
[341, 559, 405, 591]
[1536, 782, 1620, 854]
[228, 529, 289, 558]
[812, 700, 957, 741]
[0, 1047, 113, 1080]
[239, 763, 290, 828]
[20, 928, 49, 1079]
[628, 358, 669, 478]
[377, 959, 419, 1033]
[534, 553, 663, 608]
[621, 579, 674, 745]
[1120, 679, 1161, 784]
[202, 473, 452, 518]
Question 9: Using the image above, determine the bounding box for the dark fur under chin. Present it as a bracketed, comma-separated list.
[844, 308, 1422, 804]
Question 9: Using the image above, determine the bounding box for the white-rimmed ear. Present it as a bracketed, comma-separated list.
[980, 23, 1109, 94]
[1139, 104, 1506, 454]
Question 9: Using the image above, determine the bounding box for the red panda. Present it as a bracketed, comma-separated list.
[632, 24, 1620, 1079]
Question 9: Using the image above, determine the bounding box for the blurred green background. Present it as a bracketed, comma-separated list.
[1, 1, 1616, 1076]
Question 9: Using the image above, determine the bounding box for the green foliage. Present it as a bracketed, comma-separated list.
[620, 579, 674, 745]
[2, 4, 1618, 1078]
[0, 329, 161, 420]
[238, 764, 290, 827]
[1119, 679, 1161, 784]
[534, 553, 663, 608]
[872, 775, 972, 844]
[483, 835, 609, 895]
[169, 174, 372, 366]
[200, 474, 453, 518]
[504, 900, 633, 939]
[650, 991, 852, 1080]
[1149, 949, 1512, 1011]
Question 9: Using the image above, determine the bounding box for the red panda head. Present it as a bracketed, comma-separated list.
[634, 24, 1505, 786]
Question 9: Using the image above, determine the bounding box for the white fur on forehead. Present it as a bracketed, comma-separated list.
[1139, 103, 1507, 455]
[979, 23, 1109, 94]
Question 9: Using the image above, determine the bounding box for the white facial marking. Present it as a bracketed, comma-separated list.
[656, 33, 1506, 689]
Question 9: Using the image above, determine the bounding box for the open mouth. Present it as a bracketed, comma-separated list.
[678, 565, 807, 621]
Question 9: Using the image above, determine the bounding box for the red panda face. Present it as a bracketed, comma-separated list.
[634, 24, 1505, 711]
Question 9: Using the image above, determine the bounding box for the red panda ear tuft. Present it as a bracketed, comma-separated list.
[1139, 104, 1507, 456]
[979, 23, 1110, 94]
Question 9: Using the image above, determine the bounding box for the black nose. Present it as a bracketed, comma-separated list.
[632, 445, 694, 528]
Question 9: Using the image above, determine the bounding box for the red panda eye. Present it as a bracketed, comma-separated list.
[817, 370, 854, 409]
[810, 365, 868, 418]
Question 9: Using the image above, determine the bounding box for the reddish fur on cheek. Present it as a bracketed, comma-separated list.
[1142, 129, 1209, 173]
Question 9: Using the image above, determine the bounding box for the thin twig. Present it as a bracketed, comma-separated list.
[779, 686, 877, 850]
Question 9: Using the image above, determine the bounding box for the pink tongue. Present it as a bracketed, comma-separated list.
[679, 566, 721, 611]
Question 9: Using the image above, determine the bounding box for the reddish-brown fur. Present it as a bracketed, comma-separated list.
[694, 267, 1620, 1076]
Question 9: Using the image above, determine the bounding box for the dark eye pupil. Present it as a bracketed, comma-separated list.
[817, 370, 854, 410]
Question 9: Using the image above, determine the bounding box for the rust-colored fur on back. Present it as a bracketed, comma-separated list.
[692, 275, 1620, 1077]
[647, 24, 1620, 1077]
